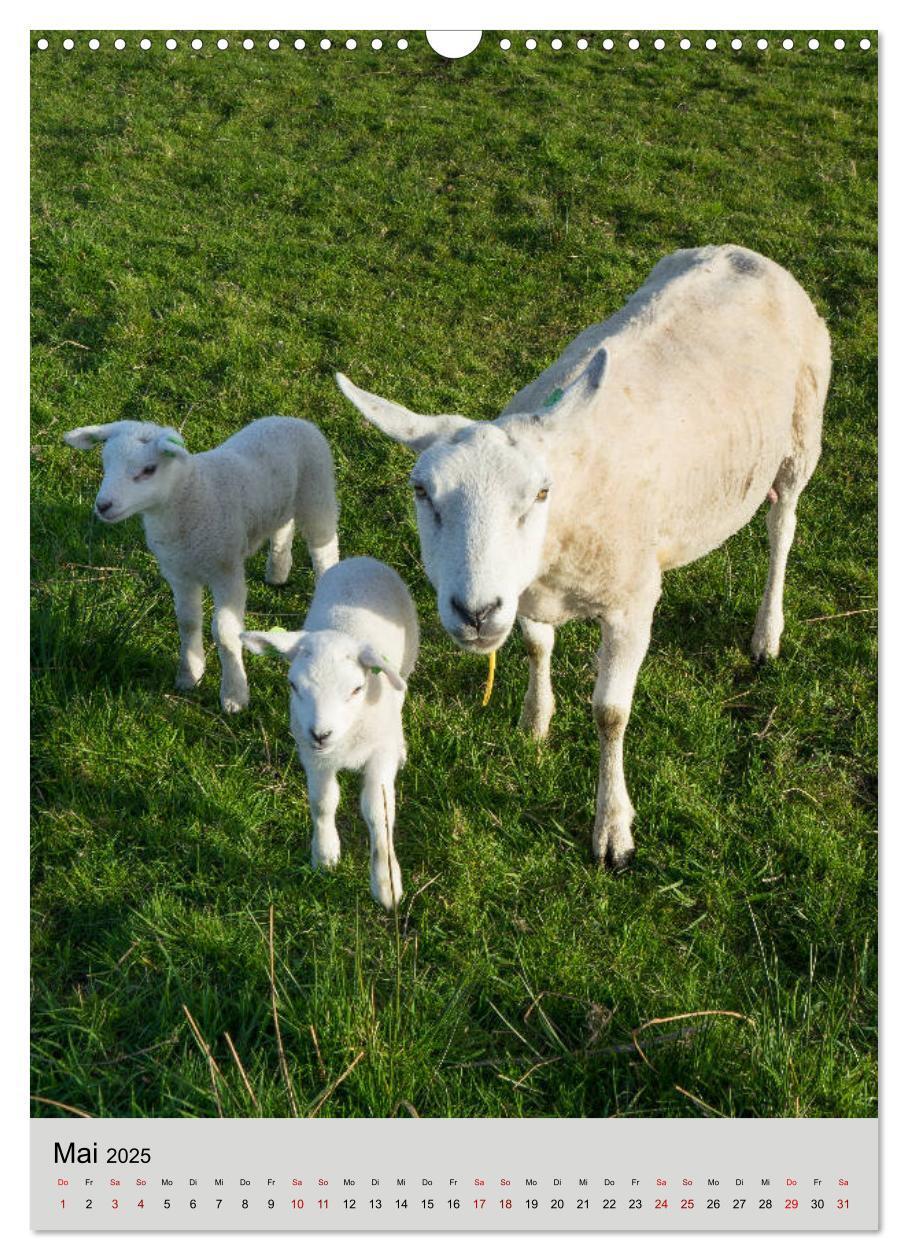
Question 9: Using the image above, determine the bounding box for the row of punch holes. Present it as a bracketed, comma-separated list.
[35, 35, 874, 53]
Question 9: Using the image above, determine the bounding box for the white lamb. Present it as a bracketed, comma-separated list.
[64, 416, 339, 713]
[242, 556, 419, 910]
[336, 245, 832, 871]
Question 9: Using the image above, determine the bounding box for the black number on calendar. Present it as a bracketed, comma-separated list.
[189, 1199, 196, 1209]
[421, 1198, 434, 1209]
[707, 1199, 720, 1209]
[370, 1199, 382, 1209]
[163, 1199, 171, 1210]
[576, 1198, 588, 1209]
[550, 1198, 564, 1209]
[733, 1199, 746, 1209]
[105, 1147, 150, 1164]
[267, 1199, 275, 1209]
[395, 1199, 407, 1209]
[602, 1199, 616, 1209]
[629, 1199, 642, 1209]
[215, 1199, 222, 1210]
[85, 1199, 92, 1210]
[811, 1199, 825, 1209]
[759, 1199, 772, 1210]
[241, 1199, 248, 1209]
[526, 1198, 538, 1209]
[344, 1199, 356, 1209]
[448, 1199, 460, 1209]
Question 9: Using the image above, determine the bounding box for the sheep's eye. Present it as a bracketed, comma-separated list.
[536, 487, 549, 502]
[351, 684, 364, 697]
[289, 679, 299, 695]
[413, 485, 428, 500]
[143, 464, 157, 476]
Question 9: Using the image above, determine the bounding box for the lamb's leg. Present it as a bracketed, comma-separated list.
[306, 764, 341, 869]
[210, 569, 249, 714]
[519, 615, 555, 739]
[751, 486, 800, 663]
[265, 520, 295, 586]
[360, 758, 403, 910]
[170, 577, 205, 690]
[307, 532, 339, 579]
[591, 578, 660, 871]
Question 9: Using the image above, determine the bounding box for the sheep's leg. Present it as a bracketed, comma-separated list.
[751, 486, 801, 663]
[170, 577, 205, 690]
[210, 569, 249, 714]
[519, 615, 555, 739]
[306, 764, 341, 869]
[591, 578, 660, 871]
[265, 520, 295, 586]
[360, 758, 403, 910]
[306, 532, 339, 580]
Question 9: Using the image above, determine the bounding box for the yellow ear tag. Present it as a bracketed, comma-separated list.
[481, 650, 497, 707]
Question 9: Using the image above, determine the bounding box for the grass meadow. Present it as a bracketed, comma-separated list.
[31, 33, 877, 1119]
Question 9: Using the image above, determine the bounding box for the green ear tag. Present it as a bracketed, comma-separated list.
[162, 434, 186, 458]
[542, 387, 564, 409]
[371, 666, 382, 675]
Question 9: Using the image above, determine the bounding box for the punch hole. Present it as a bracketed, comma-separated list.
[576, 38, 588, 50]
[834, 39, 845, 49]
[243, 38, 255, 50]
[808, 38, 819, 50]
[731, 38, 743, 50]
[705, 38, 717, 50]
[860, 38, 871, 50]
[371, 39, 382, 50]
[526, 38, 537, 50]
[679, 38, 691, 50]
[500, 39, 511, 50]
[36, 38, 48, 49]
[191, 39, 203, 50]
[218, 38, 229, 50]
[295, 39, 306, 50]
[425, 31, 480, 58]
[346, 39, 357, 50]
[166, 38, 177, 50]
[782, 38, 794, 50]
[89, 38, 100, 50]
[628, 38, 640, 50]
[114, 38, 126, 49]
[140, 38, 151, 50]
[397, 38, 409, 50]
[551, 38, 562, 50]
[654, 38, 665, 50]
[269, 38, 281, 50]
[602, 39, 613, 50]
[757, 38, 768, 50]
[320, 39, 331, 50]
[63, 38, 74, 50]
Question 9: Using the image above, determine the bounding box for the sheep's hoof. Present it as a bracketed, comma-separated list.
[175, 671, 203, 691]
[372, 862, 403, 912]
[593, 819, 635, 873]
[606, 846, 636, 873]
[518, 703, 553, 740]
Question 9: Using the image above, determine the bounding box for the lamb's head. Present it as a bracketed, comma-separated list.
[63, 420, 189, 523]
[241, 628, 405, 755]
[336, 349, 607, 655]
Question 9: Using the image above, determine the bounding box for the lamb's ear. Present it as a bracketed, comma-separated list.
[63, 424, 121, 451]
[156, 429, 190, 460]
[241, 629, 307, 661]
[335, 373, 473, 452]
[540, 347, 609, 422]
[358, 644, 406, 692]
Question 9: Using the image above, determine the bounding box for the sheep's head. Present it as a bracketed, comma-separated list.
[241, 628, 405, 754]
[63, 420, 189, 523]
[336, 349, 607, 655]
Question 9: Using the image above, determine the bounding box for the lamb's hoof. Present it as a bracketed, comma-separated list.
[519, 703, 553, 741]
[606, 846, 636, 873]
[221, 694, 249, 715]
[312, 848, 341, 871]
[750, 628, 781, 665]
[175, 671, 203, 692]
[265, 571, 291, 588]
[372, 862, 403, 912]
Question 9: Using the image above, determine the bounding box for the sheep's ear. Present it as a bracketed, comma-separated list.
[157, 429, 189, 460]
[335, 373, 473, 452]
[359, 644, 406, 692]
[539, 347, 609, 422]
[241, 628, 306, 661]
[63, 424, 120, 451]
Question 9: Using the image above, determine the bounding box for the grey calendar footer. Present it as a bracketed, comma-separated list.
[31, 1116, 878, 1231]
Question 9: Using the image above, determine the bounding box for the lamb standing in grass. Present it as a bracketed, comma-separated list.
[64, 416, 339, 713]
[336, 245, 831, 870]
[242, 556, 419, 910]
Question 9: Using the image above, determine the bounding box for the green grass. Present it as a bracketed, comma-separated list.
[31, 32, 877, 1119]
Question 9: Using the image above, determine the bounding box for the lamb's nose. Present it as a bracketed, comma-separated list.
[95, 499, 114, 517]
[451, 596, 502, 631]
[309, 728, 332, 746]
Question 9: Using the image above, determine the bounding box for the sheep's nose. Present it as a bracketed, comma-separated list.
[95, 498, 114, 517]
[309, 727, 332, 747]
[450, 596, 502, 632]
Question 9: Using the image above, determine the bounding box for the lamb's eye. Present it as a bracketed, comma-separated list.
[351, 684, 364, 697]
[413, 485, 428, 500]
[289, 679, 299, 695]
[536, 487, 549, 502]
[143, 464, 157, 476]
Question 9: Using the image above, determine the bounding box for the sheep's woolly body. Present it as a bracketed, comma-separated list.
[336, 244, 831, 871]
[242, 557, 419, 910]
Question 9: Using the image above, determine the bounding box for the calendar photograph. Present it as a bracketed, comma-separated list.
[30, 28, 877, 1140]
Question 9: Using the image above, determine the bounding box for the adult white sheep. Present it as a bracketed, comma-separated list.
[336, 245, 831, 870]
[64, 416, 339, 713]
[242, 556, 418, 910]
